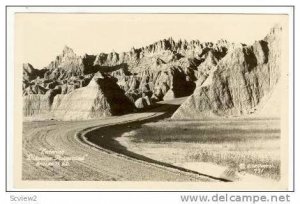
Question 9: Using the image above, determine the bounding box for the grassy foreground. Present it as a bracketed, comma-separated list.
[124, 118, 281, 180]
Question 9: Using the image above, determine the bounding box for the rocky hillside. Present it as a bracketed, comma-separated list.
[23, 37, 231, 119]
[172, 25, 283, 119]
[23, 25, 282, 120]
[51, 72, 134, 120]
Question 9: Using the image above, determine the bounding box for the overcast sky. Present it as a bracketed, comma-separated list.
[15, 13, 287, 68]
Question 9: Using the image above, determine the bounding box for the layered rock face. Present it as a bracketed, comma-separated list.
[24, 72, 134, 120]
[90, 38, 229, 103]
[23, 38, 230, 119]
[23, 25, 282, 120]
[172, 26, 282, 119]
[51, 72, 134, 120]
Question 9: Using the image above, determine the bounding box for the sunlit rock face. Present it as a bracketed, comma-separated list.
[23, 26, 282, 120]
[172, 26, 282, 119]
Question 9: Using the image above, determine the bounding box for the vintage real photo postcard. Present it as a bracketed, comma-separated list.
[8, 7, 293, 190]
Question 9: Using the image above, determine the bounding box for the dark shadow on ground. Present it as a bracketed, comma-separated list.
[83, 102, 231, 182]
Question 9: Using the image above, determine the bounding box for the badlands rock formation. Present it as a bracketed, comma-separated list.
[172, 25, 283, 119]
[23, 38, 229, 119]
[51, 72, 134, 120]
[23, 25, 282, 120]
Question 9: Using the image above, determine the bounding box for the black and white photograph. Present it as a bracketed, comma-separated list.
[6, 7, 293, 193]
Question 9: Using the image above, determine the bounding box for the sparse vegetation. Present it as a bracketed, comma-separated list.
[127, 119, 281, 180]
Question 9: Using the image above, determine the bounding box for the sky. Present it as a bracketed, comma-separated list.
[15, 13, 288, 69]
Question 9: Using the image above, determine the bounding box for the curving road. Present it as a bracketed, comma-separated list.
[23, 99, 223, 182]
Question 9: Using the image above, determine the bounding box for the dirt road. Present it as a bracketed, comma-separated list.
[23, 99, 223, 182]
